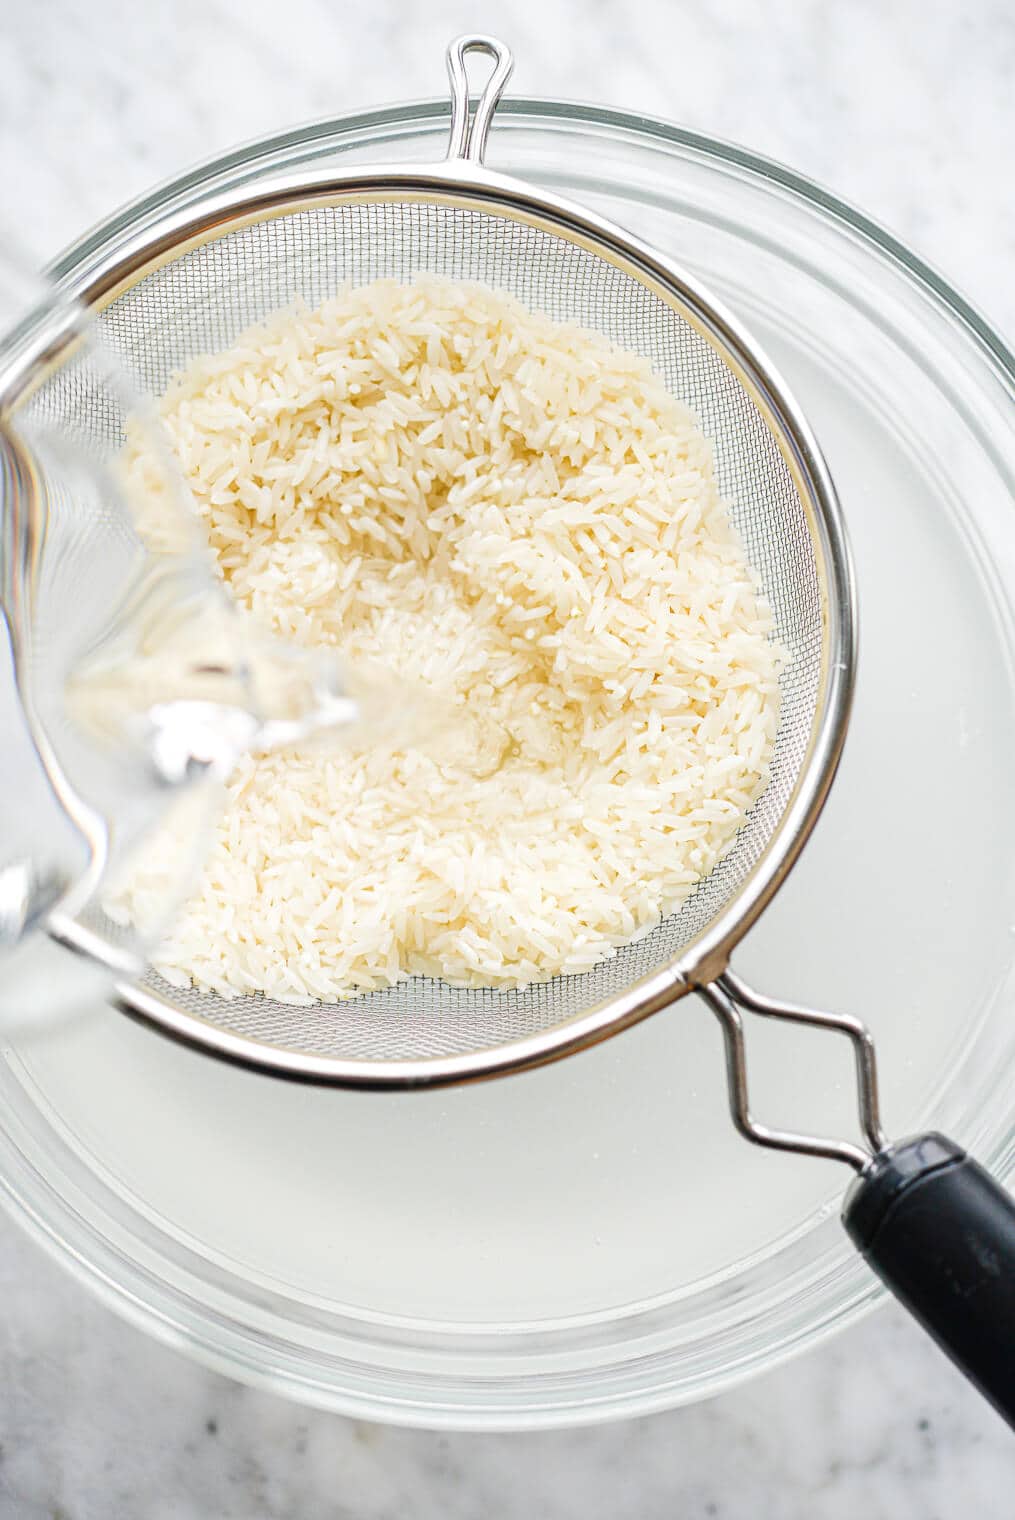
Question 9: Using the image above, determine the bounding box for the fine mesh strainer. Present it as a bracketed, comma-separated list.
[8, 36, 1015, 1422]
[91, 37, 846, 1084]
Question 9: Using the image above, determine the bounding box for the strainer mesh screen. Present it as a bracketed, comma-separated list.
[68, 196, 822, 1062]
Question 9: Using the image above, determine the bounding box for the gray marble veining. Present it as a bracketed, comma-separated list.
[0, 1223, 1012, 1520]
[0, 0, 1013, 1515]
[0, 1222, 1008, 1520]
[3, 0, 1014, 345]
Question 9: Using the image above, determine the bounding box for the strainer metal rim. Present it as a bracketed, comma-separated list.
[22, 150, 856, 1087]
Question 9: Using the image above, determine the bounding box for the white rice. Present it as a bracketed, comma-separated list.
[125, 277, 783, 1002]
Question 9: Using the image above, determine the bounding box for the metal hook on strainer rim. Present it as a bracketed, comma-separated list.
[445, 34, 515, 164]
[6, 34, 1013, 1423]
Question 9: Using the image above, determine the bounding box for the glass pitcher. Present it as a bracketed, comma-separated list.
[0, 256, 357, 1025]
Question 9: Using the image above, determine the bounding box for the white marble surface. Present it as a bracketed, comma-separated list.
[0, 0, 1013, 1513]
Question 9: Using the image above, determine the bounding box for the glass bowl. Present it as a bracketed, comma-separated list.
[1, 99, 1013, 1430]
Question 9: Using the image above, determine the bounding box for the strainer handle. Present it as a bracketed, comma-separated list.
[703, 974, 1015, 1423]
[445, 36, 514, 166]
[843, 1133, 1015, 1428]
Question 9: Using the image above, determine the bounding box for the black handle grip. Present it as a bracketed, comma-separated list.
[843, 1133, 1015, 1427]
